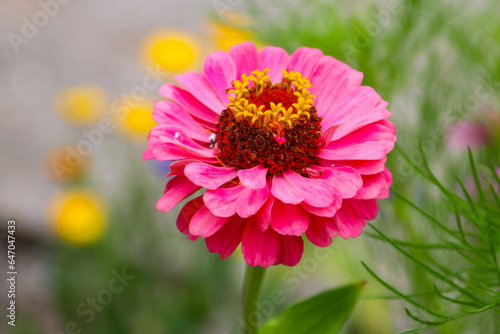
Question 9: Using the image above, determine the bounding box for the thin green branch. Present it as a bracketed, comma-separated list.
[434, 285, 481, 308]
[469, 148, 487, 204]
[370, 225, 485, 305]
[361, 262, 447, 319]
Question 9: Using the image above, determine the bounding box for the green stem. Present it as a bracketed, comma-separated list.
[242, 264, 267, 334]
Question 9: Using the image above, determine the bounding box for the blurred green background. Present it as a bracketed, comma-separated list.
[1, 0, 500, 333]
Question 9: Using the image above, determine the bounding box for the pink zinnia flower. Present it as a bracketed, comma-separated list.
[144, 42, 396, 267]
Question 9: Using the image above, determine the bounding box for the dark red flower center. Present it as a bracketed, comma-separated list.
[215, 69, 322, 175]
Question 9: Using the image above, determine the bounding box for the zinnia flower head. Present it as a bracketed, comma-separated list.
[144, 42, 396, 267]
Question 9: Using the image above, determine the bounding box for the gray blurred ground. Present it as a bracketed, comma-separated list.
[0, 0, 227, 237]
[0, 1, 240, 333]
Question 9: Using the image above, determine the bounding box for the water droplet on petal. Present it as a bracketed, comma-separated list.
[174, 132, 183, 143]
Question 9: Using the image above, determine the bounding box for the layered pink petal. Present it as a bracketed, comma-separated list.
[323, 158, 387, 175]
[301, 198, 342, 217]
[275, 235, 304, 266]
[305, 215, 341, 247]
[237, 165, 268, 189]
[378, 168, 393, 198]
[189, 205, 229, 238]
[289, 47, 324, 79]
[166, 159, 198, 176]
[335, 201, 366, 239]
[184, 163, 238, 190]
[348, 199, 378, 221]
[259, 46, 289, 83]
[310, 166, 363, 199]
[321, 87, 390, 140]
[329, 123, 396, 153]
[255, 196, 274, 232]
[175, 72, 225, 114]
[204, 185, 270, 218]
[205, 215, 246, 260]
[270, 199, 309, 236]
[153, 100, 209, 143]
[156, 175, 201, 213]
[310, 57, 363, 117]
[159, 84, 218, 127]
[318, 141, 386, 161]
[148, 125, 217, 163]
[271, 170, 335, 207]
[177, 196, 204, 241]
[354, 172, 387, 200]
[242, 218, 280, 267]
[228, 41, 259, 79]
[203, 51, 237, 105]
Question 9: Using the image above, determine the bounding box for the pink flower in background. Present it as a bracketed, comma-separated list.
[144, 42, 396, 267]
[446, 121, 491, 151]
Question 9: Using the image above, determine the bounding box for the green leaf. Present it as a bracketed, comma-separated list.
[259, 282, 364, 334]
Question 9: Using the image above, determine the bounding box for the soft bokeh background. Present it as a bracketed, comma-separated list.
[1, 0, 500, 333]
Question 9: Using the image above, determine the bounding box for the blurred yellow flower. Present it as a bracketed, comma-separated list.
[208, 13, 260, 51]
[212, 24, 254, 52]
[44, 145, 91, 182]
[142, 30, 200, 72]
[117, 100, 157, 141]
[49, 190, 107, 245]
[54, 85, 107, 126]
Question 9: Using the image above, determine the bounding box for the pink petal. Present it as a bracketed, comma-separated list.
[259, 46, 289, 83]
[335, 202, 366, 239]
[271, 170, 335, 207]
[323, 158, 387, 175]
[310, 57, 363, 118]
[184, 162, 238, 190]
[159, 84, 218, 127]
[143, 148, 154, 160]
[378, 168, 393, 198]
[275, 235, 304, 266]
[177, 196, 204, 241]
[237, 166, 268, 189]
[148, 125, 217, 163]
[329, 123, 396, 153]
[153, 101, 210, 143]
[228, 41, 260, 79]
[242, 218, 280, 267]
[270, 199, 309, 236]
[156, 175, 201, 213]
[300, 198, 341, 217]
[320, 125, 340, 146]
[289, 47, 324, 79]
[166, 159, 198, 176]
[354, 172, 386, 200]
[189, 205, 229, 238]
[203, 51, 237, 105]
[175, 72, 225, 114]
[319, 141, 386, 161]
[321, 87, 390, 140]
[347, 199, 378, 221]
[205, 215, 247, 260]
[255, 195, 274, 231]
[204, 185, 270, 218]
[309, 166, 363, 199]
[305, 215, 341, 247]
